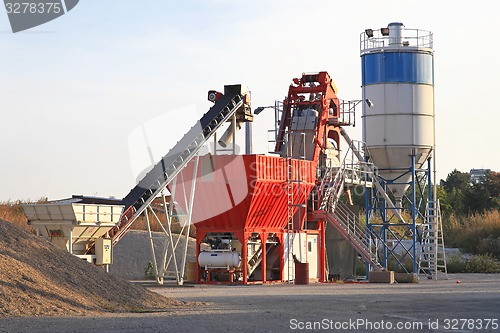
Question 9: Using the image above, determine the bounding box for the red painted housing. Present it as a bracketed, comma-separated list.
[171, 154, 316, 232]
[170, 154, 317, 284]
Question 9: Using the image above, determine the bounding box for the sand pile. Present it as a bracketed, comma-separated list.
[0, 219, 183, 317]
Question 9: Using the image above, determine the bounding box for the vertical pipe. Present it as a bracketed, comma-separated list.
[432, 50, 438, 205]
[213, 131, 218, 155]
[245, 122, 252, 155]
[433, 149, 437, 204]
[68, 228, 73, 254]
[427, 158, 432, 205]
[365, 156, 371, 275]
[231, 116, 237, 155]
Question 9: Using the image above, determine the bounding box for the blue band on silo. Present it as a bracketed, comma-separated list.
[362, 52, 433, 85]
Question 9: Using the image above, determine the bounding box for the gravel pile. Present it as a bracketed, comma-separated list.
[0, 219, 185, 317]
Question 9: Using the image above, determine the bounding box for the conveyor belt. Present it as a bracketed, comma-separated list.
[112, 93, 244, 244]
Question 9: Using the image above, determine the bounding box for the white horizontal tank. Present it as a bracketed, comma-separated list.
[198, 251, 241, 269]
[360, 23, 435, 205]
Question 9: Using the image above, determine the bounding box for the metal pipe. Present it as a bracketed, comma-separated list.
[218, 118, 241, 148]
[245, 122, 252, 154]
[68, 228, 73, 254]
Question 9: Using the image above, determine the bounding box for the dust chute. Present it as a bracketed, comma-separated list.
[218, 122, 242, 148]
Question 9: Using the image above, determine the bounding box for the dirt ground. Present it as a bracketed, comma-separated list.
[1, 273, 499, 333]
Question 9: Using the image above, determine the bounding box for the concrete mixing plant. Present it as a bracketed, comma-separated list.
[22, 22, 447, 285]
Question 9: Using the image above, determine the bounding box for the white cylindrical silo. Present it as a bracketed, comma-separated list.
[360, 23, 434, 206]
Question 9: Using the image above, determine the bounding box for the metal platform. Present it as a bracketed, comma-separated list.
[23, 196, 123, 262]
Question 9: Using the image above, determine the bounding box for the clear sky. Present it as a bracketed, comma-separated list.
[0, 0, 499, 201]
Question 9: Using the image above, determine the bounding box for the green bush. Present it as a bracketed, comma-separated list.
[446, 254, 467, 273]
[144, 261, 156, 279]
[446, 253, 500, 273]
[465, 254, 500, 273]
[355, 260, 367, 276]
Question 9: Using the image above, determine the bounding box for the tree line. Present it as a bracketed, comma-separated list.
[439, 169, 500, 216]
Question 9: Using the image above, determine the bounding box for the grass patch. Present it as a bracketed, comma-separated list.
[0, 199, 47, 231]
[444, 210, 500, 259]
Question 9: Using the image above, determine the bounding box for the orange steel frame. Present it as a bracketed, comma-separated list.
[276, 71, 342, 162]
[278, 72, 343, 283]
[195, 72, 343, 284]
[196, 227, 325, 284]
[196, 228, 284, 284]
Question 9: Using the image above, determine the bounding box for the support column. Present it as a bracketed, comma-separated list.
[68, 228, 73, 254]
[365, 165, 371, 275]
[411, 154, 418, 274]
[279, 232, 285, 282]
[241, 231, 248, 284]
[196, 230, 207, 283]
[319, 221, 326, 282]
[381, 181, 388, 269]
[245, 122, 252, 155]
[261, 232, 267, 283]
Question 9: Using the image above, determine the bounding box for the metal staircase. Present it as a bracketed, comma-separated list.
[316, 131, 383, 272]
[319, 165, 383, 271]
[418, 200, 448, 280]
[247, 243, 277, 277]
[111, 93, 245, 245]
[326, 203, 383, 271]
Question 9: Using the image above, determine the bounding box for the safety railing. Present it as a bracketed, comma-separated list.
[360, 27, 433, 54]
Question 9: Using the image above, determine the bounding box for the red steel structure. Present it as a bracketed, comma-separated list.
[173, 155, 316, 283]
[173, 72, 345, 284]
[276, 71, 342, 162]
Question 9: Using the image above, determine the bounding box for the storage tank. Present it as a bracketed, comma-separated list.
[360, 23, 434, 206]
[198, 251, 241, 269]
